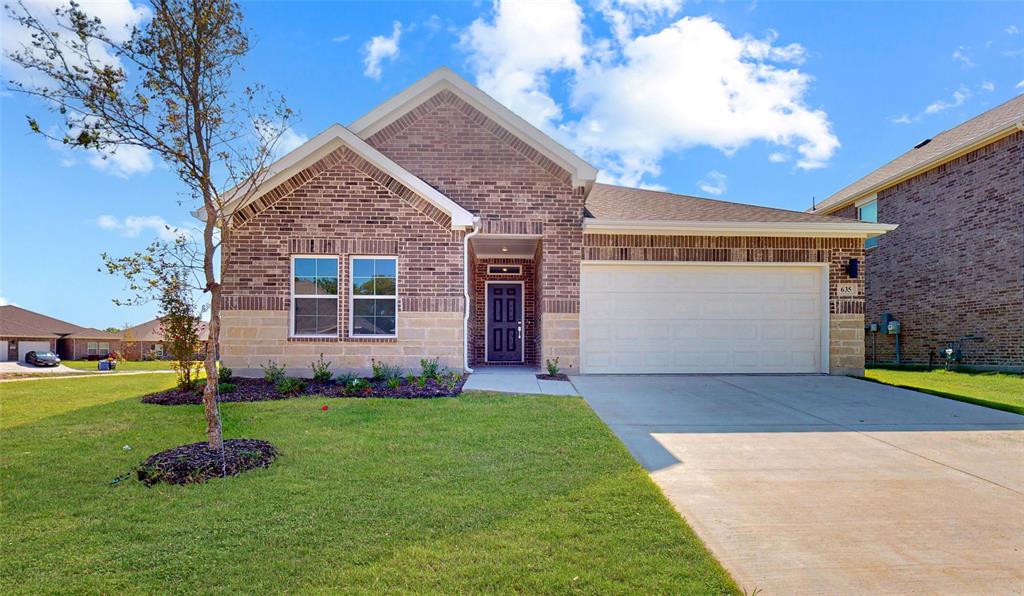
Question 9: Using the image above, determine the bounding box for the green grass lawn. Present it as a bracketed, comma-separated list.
[865, 367, 1024, 415]
[0, 375, 735, 594]
[62, 359, 176, 371]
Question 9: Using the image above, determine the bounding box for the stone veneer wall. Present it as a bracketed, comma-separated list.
[583, 234, 867, 375]
[831, 132, 1022, 369]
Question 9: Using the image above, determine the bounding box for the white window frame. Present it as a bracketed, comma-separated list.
[87, 341, 98, 356]
[290, 255, 340, 339]
[98, 342, 110, 357]
[349, 255, 398, 339]
[153, 344, 164, 357]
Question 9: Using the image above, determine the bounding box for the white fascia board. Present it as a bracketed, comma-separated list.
[583, 218, 899, 238]
[349, 67, 599, 187]
[195, 123, 475, 229]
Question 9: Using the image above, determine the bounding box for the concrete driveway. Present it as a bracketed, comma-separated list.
[0, 361, 77, 374]
[574, 375, 1024, 595]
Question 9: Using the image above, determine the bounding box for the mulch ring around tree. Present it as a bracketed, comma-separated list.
[142, 375, 468, 405]
[136, 439, 277, 486]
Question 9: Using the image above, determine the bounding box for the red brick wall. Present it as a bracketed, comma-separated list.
[365, 89, 585, 316]
[856, 132, 1023, 368]
[222, 150, 465, 341]
[470, 258, 537, 366]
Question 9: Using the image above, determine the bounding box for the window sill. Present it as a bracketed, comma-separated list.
[287, 336, 397, 343]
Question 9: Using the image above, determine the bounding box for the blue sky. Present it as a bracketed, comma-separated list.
[2, 0, 1022, 328]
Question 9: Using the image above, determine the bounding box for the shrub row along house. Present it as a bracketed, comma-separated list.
[811, 94, 1023, 371]
[209, 68, 894, 378]
[0, 305, 208, 362]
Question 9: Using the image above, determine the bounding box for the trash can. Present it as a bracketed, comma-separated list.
[98, 360, 110, 371]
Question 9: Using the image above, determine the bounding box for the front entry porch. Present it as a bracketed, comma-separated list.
[462, 365, 578, 395]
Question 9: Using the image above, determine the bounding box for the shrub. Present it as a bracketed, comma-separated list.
[371, 359, 402, 382]
[419, 357, 440, 379]
[416, 375, 428, 389]
[545, 357, 560, 376]
[386, 376, 402, 390]
[218, 367, 233, 383]
[311, 353, 333, 382]
[261, 360, 286, 384]
[336, 372, 358, 387]
[218, 382, 236, 394]
[276, 377, 306, 396]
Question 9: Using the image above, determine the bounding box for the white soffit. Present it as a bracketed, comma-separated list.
[583, 218, 899, 238]
[349, 67, 599, 188]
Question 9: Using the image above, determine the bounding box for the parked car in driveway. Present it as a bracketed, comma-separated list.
[25, 350, 61, 367]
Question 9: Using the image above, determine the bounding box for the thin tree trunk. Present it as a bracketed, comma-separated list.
[203, 283, 222, 450]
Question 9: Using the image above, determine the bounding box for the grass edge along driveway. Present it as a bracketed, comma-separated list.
[0, 374, 737, 594]
[864, 367, 1024, 415]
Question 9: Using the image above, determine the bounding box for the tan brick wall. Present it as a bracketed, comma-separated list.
[221, 310, 464, 377]
[541, 313, 580, 374]
[583, 234, 867, 375]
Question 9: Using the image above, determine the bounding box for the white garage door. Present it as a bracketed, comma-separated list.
[0, 341, 8, 361]
[580, 263, 826, 374]
[18, 341, 52, 362]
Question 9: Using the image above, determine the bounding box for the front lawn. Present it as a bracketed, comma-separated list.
[0, 375, 735, 594]
[865, 367, 1024, 415]
[62, 359, 176, 371]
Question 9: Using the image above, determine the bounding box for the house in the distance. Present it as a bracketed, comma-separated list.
[0, 305, 122, 361]
[811, 94, 1023, 370]
[121, 317, 209, 360]
[208, 67, 894, 378]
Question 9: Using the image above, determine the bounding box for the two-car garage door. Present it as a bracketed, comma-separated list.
[580, 263, 826, 374]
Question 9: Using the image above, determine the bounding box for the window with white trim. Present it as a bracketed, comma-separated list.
[153, 344, 164, 357]
[291, 256, 339, 337]
[858, 200, 878, 249]
[350, 256, 397, 337]
[87, 341, 98, 356]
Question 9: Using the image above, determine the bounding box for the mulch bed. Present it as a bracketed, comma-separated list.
[136, 439, 277, 486]
[536, 373, 570, 381]
[142, 375, 468, 405]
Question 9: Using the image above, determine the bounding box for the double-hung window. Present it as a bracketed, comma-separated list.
[350, 256, 397, 337]
[858, 200, 878, 249]
[87, 342, 98, 357]
[292, 256, 339, 337]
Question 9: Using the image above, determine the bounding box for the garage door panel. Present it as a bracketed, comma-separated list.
[582, 264, 825, 374]
[18, 341, 52, 361]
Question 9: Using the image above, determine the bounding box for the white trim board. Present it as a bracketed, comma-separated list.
[583, 218, 898, 238]
[349, 67, 598, 188]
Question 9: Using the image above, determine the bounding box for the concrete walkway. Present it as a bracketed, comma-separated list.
[574, 374, 1024, 595]
[463, 366, 578, 395]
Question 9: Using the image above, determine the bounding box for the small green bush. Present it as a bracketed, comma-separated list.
[416, 375, 428, 389]
[218, 382, 237, 394]
[386, 376, 402, 390]
[545, 357, 560, 376]
[261, 360, 286, 384]
[311, 354, 333, 382]
[218, 367, 233, 382]
[276, 377, 306, 396]
[419, 357, 440, 379]
[336, 372, 358, 387]
[371, 359, 402, 382]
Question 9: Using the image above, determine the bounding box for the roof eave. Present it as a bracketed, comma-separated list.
[583, 218, 899, 238]
[815, 119, 1024, 215]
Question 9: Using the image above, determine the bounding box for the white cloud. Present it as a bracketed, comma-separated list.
[890, 113, 913, 125]
[461, 5, 838, 187]
[331, 34, 350, 43]
[925, 85, 970, 114]
[255, 122, 309, 159]
[96, 215, 192, 241]
[768, 152, 788, 163]
[362, 21, 402, 80]
[697, 170, 727, 195]
[596, 0, 683, 44]
[981, 81, 995, 92]
[1007, 25, 1020, 35]
[952, 46, 975, 67]
[1017, 79, 1024, 89]
[0, 296, 17, 307]
[87, 145, 154, 178]
[461, 0, 585, 132]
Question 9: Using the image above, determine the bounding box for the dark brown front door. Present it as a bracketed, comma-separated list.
[487, 284, 522, 362]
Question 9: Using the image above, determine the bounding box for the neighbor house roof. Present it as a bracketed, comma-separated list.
[0, 305, 114, 339]
[813, 94, 1024, 214]
[349, 67, 599, 188]
[126, 318, 209, 342]
[584, 183, 897, 238]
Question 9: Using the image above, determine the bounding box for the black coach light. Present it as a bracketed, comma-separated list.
[846, 258, 859, 279]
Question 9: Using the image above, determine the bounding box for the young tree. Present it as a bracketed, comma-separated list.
[120, 324, 138, 360]
[159, 278, 204, 390]
[6, 0, 292, 449]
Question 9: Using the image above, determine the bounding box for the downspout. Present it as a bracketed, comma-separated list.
[463, 218, 482, 373]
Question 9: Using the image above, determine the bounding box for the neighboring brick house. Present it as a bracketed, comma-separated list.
[0, 305, 120, 361]
[212, 68, 893, 378]
[812, 95, 1023, 371]
[120, 318, 210, 360]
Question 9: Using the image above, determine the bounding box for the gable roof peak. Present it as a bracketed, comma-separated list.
[349, 66, 598, 188]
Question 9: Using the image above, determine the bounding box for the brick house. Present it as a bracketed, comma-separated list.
[213, 68, 893, 378]
[120, 318, 210, 361]
[0, 305, 121, 361]
[812, 95, 1023, 370]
